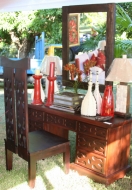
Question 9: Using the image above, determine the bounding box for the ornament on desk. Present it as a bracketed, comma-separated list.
[45, 62, 56, 107]
[45, 67, 59, 98]
[93, 71, 102, 114]
[100, 85, 114, 117]
[31, 69, 43, 105]
[81, 70, 96, 116]
[31, 80, 45, 102]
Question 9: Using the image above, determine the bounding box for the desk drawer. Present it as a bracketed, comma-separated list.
[77, 134, 107, 156]
[76, 148, 106, 174]
[78, 121, 107, 140]
[45, 113, 77, 131]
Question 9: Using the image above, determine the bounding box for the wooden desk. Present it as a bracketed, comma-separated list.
[28, 104, 132, 185]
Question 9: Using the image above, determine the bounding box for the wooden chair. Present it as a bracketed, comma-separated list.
[1, 56, 70, 188]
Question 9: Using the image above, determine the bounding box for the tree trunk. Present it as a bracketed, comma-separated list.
[10, 31, 34, 58]
[18, 38, 33, 58]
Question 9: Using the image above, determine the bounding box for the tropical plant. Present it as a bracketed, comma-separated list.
[116, 4, 132, 38]
[115, 4, 132, 57]
[79, 23, 106, 52]
[78, 4, 132, 58]
[114, 39, 132, 58]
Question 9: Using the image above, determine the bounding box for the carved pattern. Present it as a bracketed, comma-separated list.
[15, 80, 27, 148]
[45, 113, 77, 130]
[78, 122, 107, 139]
[77, 134, 106, 155]
[28, 109, 45, 131]
[28, 109, 44, 121]
[29, 120, 44, 131]
[4, 78, 15, 142]
[64, 119, 77, 130]
[76, 149, 105, 174]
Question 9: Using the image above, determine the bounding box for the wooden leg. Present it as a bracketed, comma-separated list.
[5, 143, 13, 170]
[63, 143, 70, 174]
[28, 156, 36, 188]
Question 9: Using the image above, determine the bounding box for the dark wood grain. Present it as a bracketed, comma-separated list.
[2, 56, 70, 189]
[28, 104, 132, 185]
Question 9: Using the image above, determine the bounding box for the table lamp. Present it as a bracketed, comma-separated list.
[97, 40, 106, 51]
[40, 55, 62, 98]
[105, 56, 132, 117]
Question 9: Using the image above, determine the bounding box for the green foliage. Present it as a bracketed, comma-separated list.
[78, 12, 106, 53]
[80, 12, 106, 30]
[114, 39, 132, 58]
[79, 23, 106, 52]
[116, 4, 132, 38]
[0, 42, 18, 57]
[118, 2, 132, 20]
[1, 4, 132, 58]
[0, 9, 62, 57]
[114, 4, 132, 57]
[79, 4, 132, 58]
[79, 37, 98, 52]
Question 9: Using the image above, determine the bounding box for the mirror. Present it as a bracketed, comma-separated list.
[62, 3, 116, 92]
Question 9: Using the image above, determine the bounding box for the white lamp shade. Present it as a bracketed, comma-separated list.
[106, 58, 132, 82]
[97, 40, 106, 51]
[40, 55, 62, 75]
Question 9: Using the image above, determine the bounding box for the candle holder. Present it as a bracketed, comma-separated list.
[45, 62, 56, 107]
[31, 74, 43, 105]
[45, 75, 56, 106]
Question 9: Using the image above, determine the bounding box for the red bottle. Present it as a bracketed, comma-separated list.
[101, 85, 114, 117]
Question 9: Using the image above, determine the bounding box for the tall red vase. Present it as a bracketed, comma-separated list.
[101, 85, 114, 117]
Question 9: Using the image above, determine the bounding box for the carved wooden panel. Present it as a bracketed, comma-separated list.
[29, 120, 44, 131]
[4, 77, 16, 143]
[45, 113, 77, 131]
[76, 149, 106, 174]
[16, 80, 27, 149]
[78, 122, 107, 140]
[28, 108, 44, 121]
[28, 108, 44, 131]
[77, 134, 106, 156]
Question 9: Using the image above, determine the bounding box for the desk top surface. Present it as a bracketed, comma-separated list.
[28, 104, 132, 129]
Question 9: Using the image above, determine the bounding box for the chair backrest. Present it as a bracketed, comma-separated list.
[1, 56, 30, 160]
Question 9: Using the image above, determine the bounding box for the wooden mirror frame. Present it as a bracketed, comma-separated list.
[62, 3, 116, 92]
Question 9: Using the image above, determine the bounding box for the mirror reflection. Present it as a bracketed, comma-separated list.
[68, 12, 107, 85]
[62, 4, 116, 92]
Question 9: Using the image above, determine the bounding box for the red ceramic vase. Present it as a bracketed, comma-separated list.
[101, 85, 114, 117]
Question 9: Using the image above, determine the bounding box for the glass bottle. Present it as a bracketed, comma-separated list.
[101, 85, 114, 117]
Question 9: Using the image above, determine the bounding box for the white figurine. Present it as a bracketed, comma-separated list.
[81, 71, 96, 116]
[93, 71, 102, 114]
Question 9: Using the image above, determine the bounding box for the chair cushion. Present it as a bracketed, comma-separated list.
[29, 130, 69, 153]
